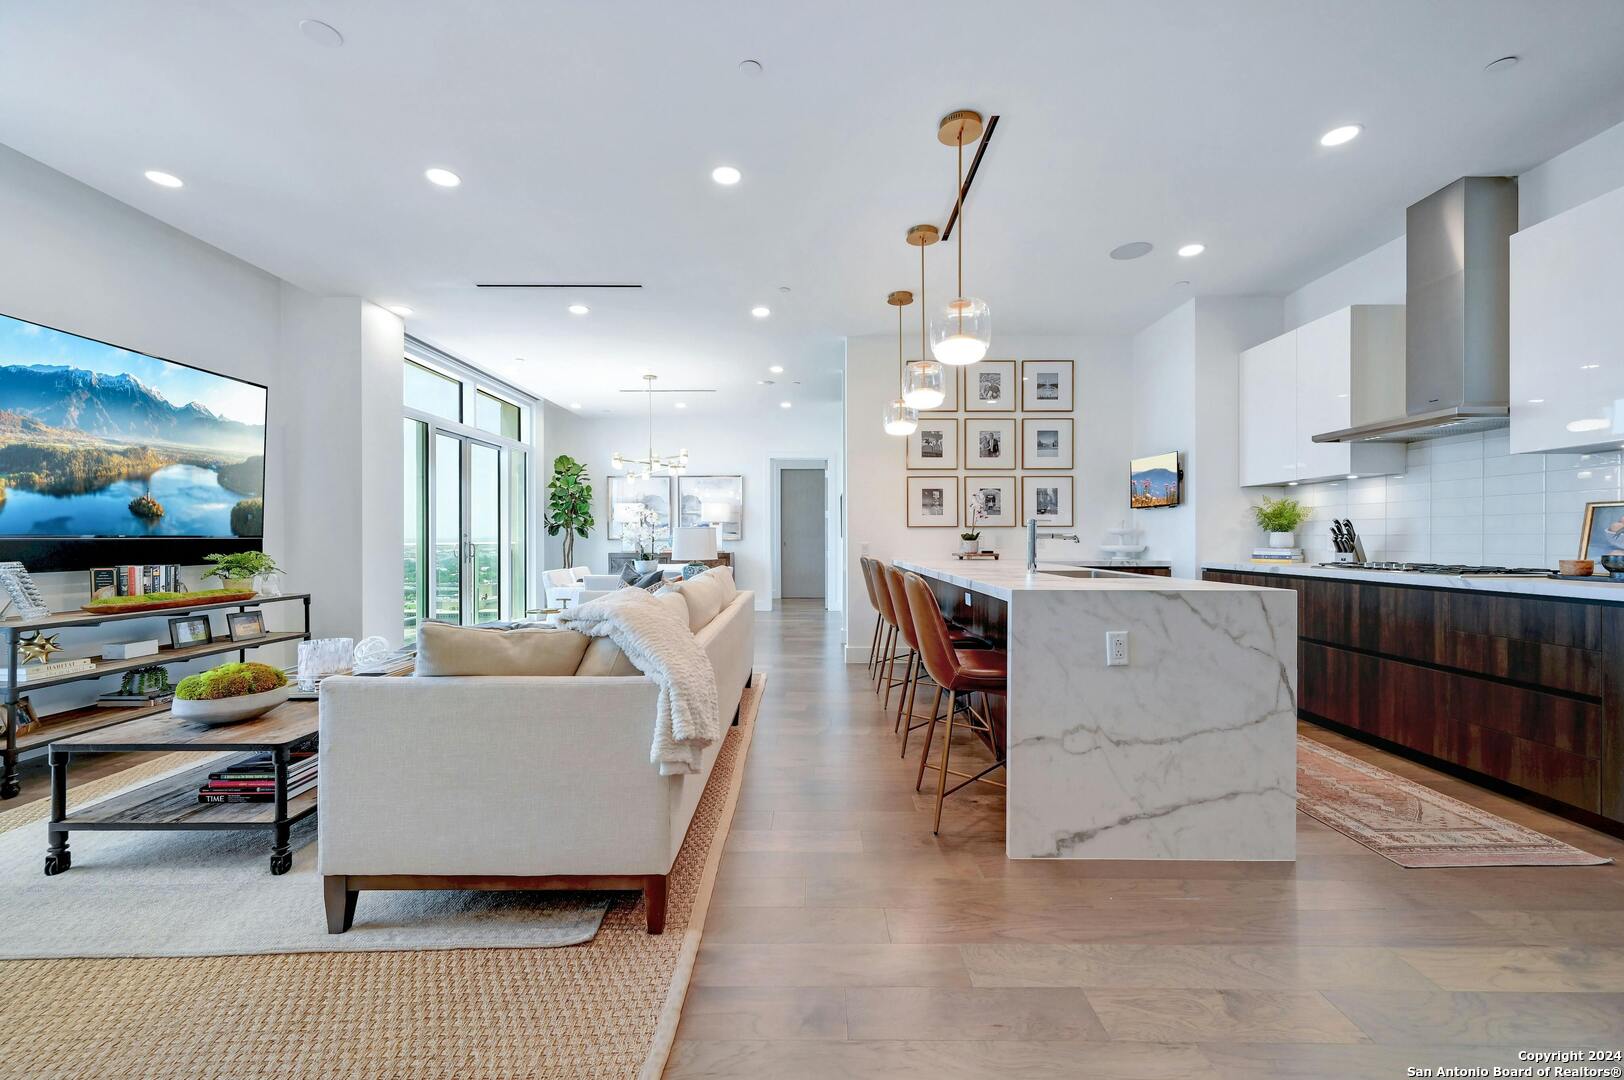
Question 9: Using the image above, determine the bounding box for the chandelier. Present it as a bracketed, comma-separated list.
[612, 375, 689, 477]
[882, 290, 918, 436]
[929, 109, 991, 366]
[903, 223, 945, 407]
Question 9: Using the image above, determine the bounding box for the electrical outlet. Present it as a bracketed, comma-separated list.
[964, 592, 974, 607]
[1106, 631, 1129, 666]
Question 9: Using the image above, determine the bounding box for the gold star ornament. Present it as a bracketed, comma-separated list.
[18, 631, 63, 666]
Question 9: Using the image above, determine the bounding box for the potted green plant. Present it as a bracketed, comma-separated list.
[1251, 496, 1307, 548]
[959, 505, 982, 554]
[203, 551, 283, 594]
[625, 507, 662, 573]
[543, 455, 595, 568]
[172, 661, 291, 725]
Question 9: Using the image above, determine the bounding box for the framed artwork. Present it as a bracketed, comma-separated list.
[1022, 359, 1075, 411]
[1579, 501, 1624, 560]
[906, 417, 960, 470]
[964, 475, 1017, 529]
[168, 615, 213, 648]
[1130, 451, 1183, 508]
[907, 476, 960, 527]
[678, 475, 744, 541]
[226, 611, 267, 641]
[1022, 417, 1074, 469]
[920, 366, 960, 412]
[964, 417, 1016, 470]
[964, 359, 1017, 412]
[606, 475, 673, 541]
[1023, 475, 1075, 528]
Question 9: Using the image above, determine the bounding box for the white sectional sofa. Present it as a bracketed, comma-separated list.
[317, 578, 755, 934]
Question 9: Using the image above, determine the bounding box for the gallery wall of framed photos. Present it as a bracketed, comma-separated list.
[906, 359, 1076, 529]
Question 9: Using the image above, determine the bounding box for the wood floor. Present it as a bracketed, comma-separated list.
[668, 601, 1624, 1079]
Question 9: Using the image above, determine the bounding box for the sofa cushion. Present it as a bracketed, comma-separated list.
[653, 588, 690, 626]
[663, 568, 732, 633]
[575, 636, 642, 676]
[414, 621, 590, 677]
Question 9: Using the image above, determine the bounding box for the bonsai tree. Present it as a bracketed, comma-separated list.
[203, 551, 282, 587]
[175, 661, 287, 701]
[544, 455, 595, 567]
[1251, 496, 1307, 536]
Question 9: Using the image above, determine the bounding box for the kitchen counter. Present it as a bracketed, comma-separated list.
[897, 560, 1297, 861]
[1202, 561, 1624, 604]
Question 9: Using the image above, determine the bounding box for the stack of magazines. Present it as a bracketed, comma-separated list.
[96, 686, 174, 709]
[197, 735, 317, 803]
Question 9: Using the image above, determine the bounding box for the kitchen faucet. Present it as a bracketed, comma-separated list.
[1027, 518, 1081, 570]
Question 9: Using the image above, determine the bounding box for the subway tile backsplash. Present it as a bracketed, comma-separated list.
[1294, 431, 1623, 568]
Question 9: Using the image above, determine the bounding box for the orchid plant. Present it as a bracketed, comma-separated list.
[623, 505, 663, 560]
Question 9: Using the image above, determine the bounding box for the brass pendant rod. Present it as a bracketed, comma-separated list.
[919, 240, 927, 362]
[956, 134, 964, 332]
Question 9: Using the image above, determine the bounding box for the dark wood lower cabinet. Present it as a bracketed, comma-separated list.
[1205, 569, 1624, 833]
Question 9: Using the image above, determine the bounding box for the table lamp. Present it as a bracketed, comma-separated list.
[672, 526, 719, 579]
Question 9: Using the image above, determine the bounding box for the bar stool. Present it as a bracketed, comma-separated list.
[903, 571, 1008, 834]
[867, 559, 909, 702]
[881, 563, 985, 757]
[858, 556, 885, 678]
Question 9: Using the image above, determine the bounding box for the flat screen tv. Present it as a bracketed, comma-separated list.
[1129, 451, 1182, 509]
[0, 310, 267, 572]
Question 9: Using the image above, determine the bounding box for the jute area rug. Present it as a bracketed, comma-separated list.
[1297, 734, 1611, 868]
[0, 671, 765, 1080]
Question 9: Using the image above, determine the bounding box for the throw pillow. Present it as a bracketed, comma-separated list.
[652, 588, 690, 627]
[414, 621, 590, 677]
[619, 564, 641, 586]
[575, 637, 642, 676]
[664, 571, 725, 632]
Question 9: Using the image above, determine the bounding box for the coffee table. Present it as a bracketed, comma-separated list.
[45, 701, 318, 876]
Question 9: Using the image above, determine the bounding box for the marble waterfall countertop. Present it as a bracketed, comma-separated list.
[897, 559, 1298, 862]
[1202, 561, 1624, 603]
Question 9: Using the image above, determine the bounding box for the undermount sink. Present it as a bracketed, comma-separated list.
[1039, 568, 1119, 579]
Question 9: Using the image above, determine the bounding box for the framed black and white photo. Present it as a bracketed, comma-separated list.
[963, 417, 1016, 470]
[226, 610, 267, 641]
[906, 417, 960, 470]
[1022, 475, 1075, 528]
[1021, 359, 1075, 411]
[1022, 417, 1075, 469]
[920, 365, 959, 412]
[906, 476, 960, 528]
[964, 359, 1016, 413]
[168, 615, 213, 649]
[607, 475, 673, 541]
[964, 475, 1017, 528]
[678, 475, 744, 541]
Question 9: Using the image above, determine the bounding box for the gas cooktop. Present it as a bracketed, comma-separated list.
[1318, 562, 1551, 576]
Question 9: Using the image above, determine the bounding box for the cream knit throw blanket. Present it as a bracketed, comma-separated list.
[559, 587, 720, 775]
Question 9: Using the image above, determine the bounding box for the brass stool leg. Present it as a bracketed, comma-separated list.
[895, 652, 919, 733]
[914, 689, 944, 792]
[903, 683, 943, 760]
[932, 692, 958, 834]
[867, 614, 882, 674]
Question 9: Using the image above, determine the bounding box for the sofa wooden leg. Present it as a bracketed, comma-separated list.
[644, 873, 668, 934]
[324, 874, 357, 934]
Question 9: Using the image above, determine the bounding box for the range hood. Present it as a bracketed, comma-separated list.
[1315, 176, 1517, 444]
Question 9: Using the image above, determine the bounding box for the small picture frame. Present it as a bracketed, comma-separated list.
[1023, 475, 1075, 528]
[964, 359, 1017, 413]
[1022, 417, 1075, 469]
[1021, 359, 1075, 411]
[964, 475, 1017, 528]
[920, 366, 960, 412]
[1579, 501, 1624, 562]
[14, 696, 41, 737]
[906, 418, 960, 470]
[906, 476, 960, 528]
[226, 611, 268, 642]
[167, 615, 214, 649]
[964, 417, 1016, 470]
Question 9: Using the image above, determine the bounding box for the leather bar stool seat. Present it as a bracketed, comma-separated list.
[947, 649, 1007, 689]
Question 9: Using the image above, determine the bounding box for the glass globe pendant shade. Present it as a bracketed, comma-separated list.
[930, 296, 991, 365]
[902, 359, 946, 409]
[882, 398, 919, 436]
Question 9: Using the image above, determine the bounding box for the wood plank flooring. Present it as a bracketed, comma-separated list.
[668, 602, 1624, 1079]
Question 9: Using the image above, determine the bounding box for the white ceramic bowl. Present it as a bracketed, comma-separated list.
[171, 684, 292, 725]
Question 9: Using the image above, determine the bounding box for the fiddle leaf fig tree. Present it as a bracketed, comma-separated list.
[544, 455, 595, 568]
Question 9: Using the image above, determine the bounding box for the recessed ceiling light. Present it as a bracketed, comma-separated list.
[1173, 279, 1191, 287]
[1484, 55, 1520, 73]
[386, 304, 412, 317]
[568, 402, 582, 410]
[298, 18, 344, 47]
[568, 303, 590, 315]
[674, 401, 687, 409]
[768, 365, 784, 374]
[1287, 482, 1298, 487]
[1346, 474, 1360, 480]
[424, 167, 461, 188]
[751, 306, 771, 318]
[1177, 243, 1205, 258]
[778, 285, 791, 293]
[1566, 418, 1608, 433]
[779, 401, 792, 409]
[1580, 363, 1600, 370]
[738, 59, 763, 76]
[712, 165, 742, 186]
[144, 170, 184, 188]
[1109, 241, 1154, 261]
[1319, 124, 1362, 147]
[1528, 398, 1545, 404]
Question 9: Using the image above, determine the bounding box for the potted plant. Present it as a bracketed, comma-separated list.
[959, 505, 982, 554]
[172, 661, 291, 725]
[1251, 496, 1307, 548]
[625, 506, 662, 573]
[543, 455, 595, 568]
[203, 551, 283, 595]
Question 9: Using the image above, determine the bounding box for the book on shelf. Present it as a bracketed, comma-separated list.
[208, 761, 317, 783]
[0, 657, 97, 684]
[198, 774, 316, 804]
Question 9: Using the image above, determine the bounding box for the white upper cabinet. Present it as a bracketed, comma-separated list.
[1510, 182, 1624, 455]
[1239, 306, 1406, 487]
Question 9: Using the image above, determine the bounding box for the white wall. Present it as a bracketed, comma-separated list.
[842, 333, 1133, 659]
[540, 401, 844, 613]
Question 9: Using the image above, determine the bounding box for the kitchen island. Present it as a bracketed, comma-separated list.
[896, 559, 1298, 861]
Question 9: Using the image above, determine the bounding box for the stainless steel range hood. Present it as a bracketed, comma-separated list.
[1315, 177, 1516, 444]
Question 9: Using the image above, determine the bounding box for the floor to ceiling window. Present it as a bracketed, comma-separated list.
[402, 344, 534, 640]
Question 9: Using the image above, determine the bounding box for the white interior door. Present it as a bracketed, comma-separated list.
[780, 468, 826, 599]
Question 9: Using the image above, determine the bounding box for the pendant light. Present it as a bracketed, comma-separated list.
[902, 224, 946, 408]
[929, 109, 991, 366]
[882, 290, 919, 436]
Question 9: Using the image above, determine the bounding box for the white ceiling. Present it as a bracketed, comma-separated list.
[3, 1, 1624, 416]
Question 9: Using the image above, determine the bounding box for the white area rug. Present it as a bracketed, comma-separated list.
[0, 770, 609, 958]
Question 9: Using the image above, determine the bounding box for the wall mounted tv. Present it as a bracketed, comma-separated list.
[0, 311, 267, 572]
[1129, 451, 1182, 509]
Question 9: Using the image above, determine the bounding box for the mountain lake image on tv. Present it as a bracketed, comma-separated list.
[1130, 451, 1181, 508]
[0, 312, 267, 562]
